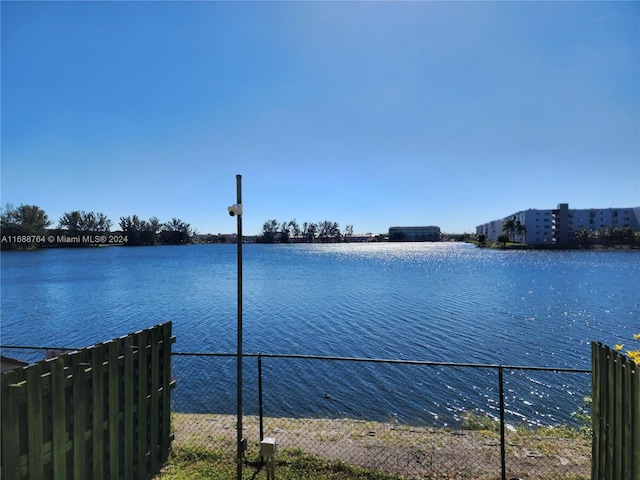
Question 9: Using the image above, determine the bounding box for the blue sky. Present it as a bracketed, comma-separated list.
[2, 1, 639, 235]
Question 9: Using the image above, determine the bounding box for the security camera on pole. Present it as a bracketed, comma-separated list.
[228, 204, 243, 217]
[229, 175, 245, 480]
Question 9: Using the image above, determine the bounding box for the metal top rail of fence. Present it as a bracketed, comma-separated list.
[171, 350, 592, 373]
[2, 345, 592, 374]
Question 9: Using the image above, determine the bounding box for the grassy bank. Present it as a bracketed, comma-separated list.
[154, 413, 590, 480]
[157, 445, 404, 480]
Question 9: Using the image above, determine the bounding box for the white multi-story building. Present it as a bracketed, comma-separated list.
[515, 209, 555, 245]
[476, 219, 505, 243]
[476, 204, 640, 246]
[476, 209, 554, 245]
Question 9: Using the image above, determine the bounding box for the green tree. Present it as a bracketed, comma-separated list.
[139, 217, 161, 246]
[515, 220, 526, 242]
[160, 218, 193, 245]
[58, 211, 83, 233]
[501, 217, 526, 244]
[1, 204, 52, 249]
[120, 215, 143, 245]
[15, 204, 52, 234]
[259, 219, 279, 243]
[59, 210, 112, 233]
[607, 226, 623, 245]
[621, 227, 637, 245]
[595, 228, 611, 246]
[574, 228, 592, 248]
[90, 212, 112, 232]
[497, 233, 510, 247]
[502, 217, 517, 242]
[289, 219, 300, 239]
[302, 222, 317, 243]
[344, 225, 354, 241]
[317, 220, 340, 242]
[279, 221, 291, 243]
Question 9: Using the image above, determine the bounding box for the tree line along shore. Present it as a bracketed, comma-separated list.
[1, 204, 194, 249]
[1, 204, 385, 249]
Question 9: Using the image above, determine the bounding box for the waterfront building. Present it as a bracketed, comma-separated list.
[477, 211, 555, 245]
[388, 226, 441, 242]
[476, 203, 640, 246]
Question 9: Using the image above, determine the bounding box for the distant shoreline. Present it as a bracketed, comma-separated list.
[3, 236, 640, 251]
[470, 241, 640, 251]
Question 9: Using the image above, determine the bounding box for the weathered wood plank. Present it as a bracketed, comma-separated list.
[1, 369, 23, 480]
[598, 343, 609, 480]
[605, 346, 615, 480]
[150, 324, 161, 471]
[91, 343, 106, 479]
[622, 357, 632, 479]
[26, 363, 44, 480]
[49, 356, 67, 480]
[72, 350, 89, 479]
[591, 342, 601, 480]
[124, 334, 135, 479]
[108, 339, 121, 479]
[614, 352, 623, 479]
[161, 322, 173, 460]
[137, 329, 149, 479]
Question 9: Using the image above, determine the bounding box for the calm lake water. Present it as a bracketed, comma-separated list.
[2, 243, 639, 427]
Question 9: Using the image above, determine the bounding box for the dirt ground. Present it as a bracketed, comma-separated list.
[172, 413, 591, 480]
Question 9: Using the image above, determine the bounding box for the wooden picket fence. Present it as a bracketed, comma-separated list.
[1, 322, 174, 480]
[591, 341, 640, 480]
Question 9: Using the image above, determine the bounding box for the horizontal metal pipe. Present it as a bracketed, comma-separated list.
[2, 345, 591, 373]
[170, 351, 591, 373]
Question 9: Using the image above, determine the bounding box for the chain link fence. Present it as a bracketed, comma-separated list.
[1, 346, 591, 479]
[170, 352, 592, 480]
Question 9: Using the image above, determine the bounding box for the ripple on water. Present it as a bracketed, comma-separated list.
[1, 243, 637, 426]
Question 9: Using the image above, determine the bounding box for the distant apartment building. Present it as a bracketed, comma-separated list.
[476, 204, 640, 246]
[476, 209, 554, 245]
[388, 226, 441, 242]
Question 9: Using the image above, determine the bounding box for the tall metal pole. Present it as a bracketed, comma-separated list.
[235, 174, 244, 480]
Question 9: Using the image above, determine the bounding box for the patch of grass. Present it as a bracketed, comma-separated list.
[156, 445, 410, 480]
[460, 412, 500, 433]
[158, 445, 233, 480]
[514, 423, 591, 440]
[275, 447, 404, 480]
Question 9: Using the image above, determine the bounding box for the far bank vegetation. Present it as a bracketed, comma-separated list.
[0, 203, 193, 250]
[257, 219, 355, 243]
